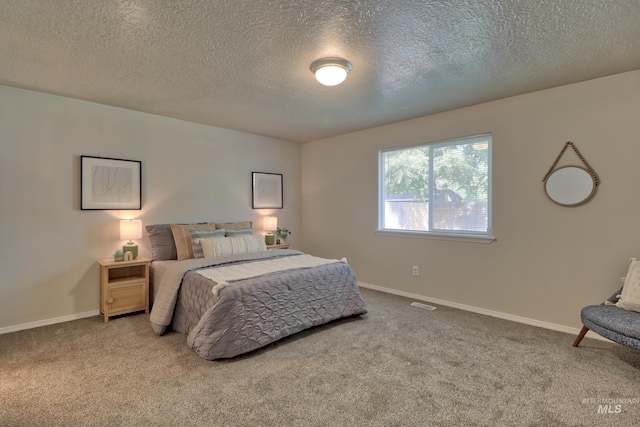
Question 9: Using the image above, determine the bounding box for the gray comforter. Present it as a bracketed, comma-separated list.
[150, 250, 368, 360]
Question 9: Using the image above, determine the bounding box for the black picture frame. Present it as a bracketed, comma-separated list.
[252, 172, 283, 209]
[81, 155, 142, 210]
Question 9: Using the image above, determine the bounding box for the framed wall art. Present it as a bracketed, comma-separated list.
[252, 172, 283, 209]
[81, 156, 142, 210]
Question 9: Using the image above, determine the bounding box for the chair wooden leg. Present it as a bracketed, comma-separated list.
[573, 325, 589, 347]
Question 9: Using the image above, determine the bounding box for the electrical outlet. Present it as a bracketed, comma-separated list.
[412, 266, 419, 276]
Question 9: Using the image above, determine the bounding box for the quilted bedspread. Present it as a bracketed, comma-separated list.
[150, 250, 368, 360]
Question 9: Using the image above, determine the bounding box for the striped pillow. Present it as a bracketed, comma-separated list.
[201, 235, 267, 258]
[170, 222, 217, 260]
[225, 228, 254, 237]
[190, 229, 226, 258]
[216, 221, 253, 231]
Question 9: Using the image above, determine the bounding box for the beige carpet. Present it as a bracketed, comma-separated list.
[1, 288, 639, 426]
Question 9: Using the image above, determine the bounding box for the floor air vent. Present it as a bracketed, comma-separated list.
[410, 302, 437, 311]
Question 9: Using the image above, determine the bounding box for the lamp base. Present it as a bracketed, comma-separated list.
[265, 234, 275, 245]
[123, 243, 138, 259]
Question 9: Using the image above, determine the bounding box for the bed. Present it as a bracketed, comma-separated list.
[146, 221, 368, 360]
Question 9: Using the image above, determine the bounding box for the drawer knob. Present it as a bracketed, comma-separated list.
[107, 297, 114, 304]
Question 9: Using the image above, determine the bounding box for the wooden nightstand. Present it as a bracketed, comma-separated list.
[267, 243, 289, 249]
[97, 257, 150, 323]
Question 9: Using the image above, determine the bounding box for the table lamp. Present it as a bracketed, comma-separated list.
[263, 216, 277, 245]
[120, 219, 142, 259]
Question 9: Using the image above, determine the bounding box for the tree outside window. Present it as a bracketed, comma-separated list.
[380, 134, 491, 234]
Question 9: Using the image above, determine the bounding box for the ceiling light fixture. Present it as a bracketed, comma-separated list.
[310, 57, 352, 86]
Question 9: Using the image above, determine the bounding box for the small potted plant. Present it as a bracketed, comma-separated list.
[114, 250, 124, 262]
[275, 227, 291, 244]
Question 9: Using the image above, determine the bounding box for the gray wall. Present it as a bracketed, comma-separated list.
[301, 70, 640, 332]
[0, 85, 300, 331]
[3, 70, 639, 335]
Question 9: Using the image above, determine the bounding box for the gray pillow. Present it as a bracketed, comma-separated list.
[146, 224, 177, 260]
[216, 221, 253, 231]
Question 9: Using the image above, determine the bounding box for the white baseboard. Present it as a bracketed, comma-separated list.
[0, 310, 100, 335]
[358, 282, 611, 343]
[0, 285, 610, 344]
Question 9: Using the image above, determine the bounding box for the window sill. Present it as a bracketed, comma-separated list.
[375, 229, 496, 244]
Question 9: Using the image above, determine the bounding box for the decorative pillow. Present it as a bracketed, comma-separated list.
[616, 258, 640, 312]
[216, 221, 253, 231]
[190, 228, 226, 258]
[146, 224, 177, 261]
[201, 237, 233, 258]
[171, 222, 217, 261]
[201, 235, 267, 259]
[225, 228, 254, 237]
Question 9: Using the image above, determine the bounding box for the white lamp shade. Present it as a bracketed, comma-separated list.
[120, 219, 142, 241]
[263, 216, 278, 231]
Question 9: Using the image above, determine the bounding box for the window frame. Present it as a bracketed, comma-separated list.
[377, 133, 495, 243]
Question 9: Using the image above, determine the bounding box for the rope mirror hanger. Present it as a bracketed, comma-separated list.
[542, 141, 599, 207]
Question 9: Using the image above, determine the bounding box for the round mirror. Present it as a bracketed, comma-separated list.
[544, 166, 596, 206]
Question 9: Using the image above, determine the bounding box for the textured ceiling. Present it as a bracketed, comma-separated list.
[1, 1, 639, 142]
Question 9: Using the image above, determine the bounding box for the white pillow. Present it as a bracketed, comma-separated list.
[616, 258, 640, 312]
[190, 228, 226, 258]
[201, 235, 267, 258]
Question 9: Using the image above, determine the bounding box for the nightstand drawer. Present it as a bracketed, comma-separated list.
[106, 281, 146, 315]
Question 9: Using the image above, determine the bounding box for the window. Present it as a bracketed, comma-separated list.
[379, 133, 491, 237]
